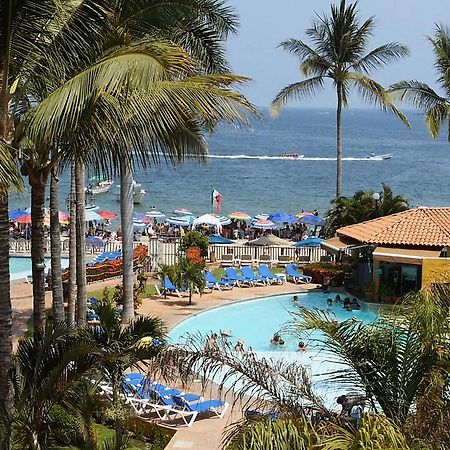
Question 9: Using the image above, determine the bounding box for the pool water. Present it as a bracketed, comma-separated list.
[10, 256, 69, 280]
[170, 292, 379, 352]
[170, 292, 382, 407]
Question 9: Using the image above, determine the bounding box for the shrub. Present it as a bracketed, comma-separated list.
[179, 231, 208, 257]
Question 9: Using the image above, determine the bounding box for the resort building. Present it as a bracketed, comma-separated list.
[322, 207, 450, 300]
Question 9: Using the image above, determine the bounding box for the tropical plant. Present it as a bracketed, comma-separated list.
[179, 230, 209, 257]
[0, 323, 100, 449]
[324, 183, 409, 236]
[272, 0, 409, 198]
[174, 257, 207, 305]
[87, 300, 166, 447]
[390, 25, 450, 142]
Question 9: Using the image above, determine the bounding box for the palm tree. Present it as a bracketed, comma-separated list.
[271, 0, 409, 198]
[324, 183, 409, 236]
[68, 163, 77, 325]
[175, 257, 207, 305]
[390, 25, 450, 142]
[87, 300, 166, 447]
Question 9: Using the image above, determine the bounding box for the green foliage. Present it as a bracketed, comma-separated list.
[112, 284, 142, 311]
[364, 280, 376, 294]
[49, 404, 86, 448]
[179, 231, 209, 257]
[174, 257, 207, 305]
[324, 183, 409, 236]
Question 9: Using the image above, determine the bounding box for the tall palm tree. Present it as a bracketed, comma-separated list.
[271, 0, 409, 198]
[390, 25, 450, 141]
[68, 162, 77, 325]
[175, 257, 206, 305]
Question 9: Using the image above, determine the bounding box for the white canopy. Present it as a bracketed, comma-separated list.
[193, 214, 222, 231]
[85, 210, 103, 222]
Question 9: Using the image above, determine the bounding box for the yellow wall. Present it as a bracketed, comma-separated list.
[422, 258, 450, 286]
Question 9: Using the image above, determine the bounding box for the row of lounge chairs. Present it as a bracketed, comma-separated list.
[158, 264, 312, 297]
[99, 372, 228, 427]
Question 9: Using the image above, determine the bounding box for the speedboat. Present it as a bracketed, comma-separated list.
[277, 153, 305, 159]
[85, 177, 113, 195]
[366, 153, 393, 160]
[115, 180, 146, 204]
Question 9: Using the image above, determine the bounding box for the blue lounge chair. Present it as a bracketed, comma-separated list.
[224, 267, 253, 287]
[285, 264, 312, 284]
[162, 276, 186, 298]
[204, 271, 233, 290]
[257, 264, 285, 285]
[171, 395, 229, 427]
[240, 266, 267, 286]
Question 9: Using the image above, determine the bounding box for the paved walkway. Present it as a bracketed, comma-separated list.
[11, 275, 317, 449]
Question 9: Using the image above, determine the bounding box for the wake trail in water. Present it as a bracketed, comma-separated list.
[208, 154, 390, 161]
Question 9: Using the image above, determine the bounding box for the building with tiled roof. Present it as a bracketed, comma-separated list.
[321, 207, 450, 301]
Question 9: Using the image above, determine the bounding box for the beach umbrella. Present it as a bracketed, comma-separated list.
[15, 214, 32, 224]
[293, 237, 324, 247]
[97, 210, 118, 220]
[268, 212, 298, 223]
[9, 210, 28, 221]
[248, 234, 291, 246]
[193, 214, 222, 232]
[86, 236, 105, 246]
[173, 208, 192, 215]
[299, 215, 324, 226]
[208, 234, 234, 244]
[254, 213, 269, 220]
[214, 215, 231, 226]
[43, 211, 70, 226]
[85, 210, 104, 222]
[251, 219, 276, 229]
[132, 219, 147, 230]
[145, 211, 166, 221]
[167, 215, 194, 226]
[228, 211, 251, 220]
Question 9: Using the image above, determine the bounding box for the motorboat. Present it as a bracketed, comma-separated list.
[115, 180, 146, 204]
[277, 153, 305, 159]
[85, 177, 113, 195]
[366, 153, 393, 160]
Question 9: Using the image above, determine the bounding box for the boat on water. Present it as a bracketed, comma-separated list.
[115, 180, 146, 204]
[85, 176, 113, 195]
[366, 153, 393, 160]
[277, 153, 305, 159]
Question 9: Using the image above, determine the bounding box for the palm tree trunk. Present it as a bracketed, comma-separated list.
[75, 160, 86, 326]
[50, 168, 64, 322]
[120, 159, 134, 324]
[30, 172, 47, 334]
[336, 82, 343, 199]
[0, 194, 12, 413]
[68, 163, 77, 325]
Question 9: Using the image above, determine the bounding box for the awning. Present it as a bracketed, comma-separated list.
[372, 246, 441, 265]
[321, 236, 363, 255]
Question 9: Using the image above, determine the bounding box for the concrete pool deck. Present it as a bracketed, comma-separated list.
[10, 276, 317, 450]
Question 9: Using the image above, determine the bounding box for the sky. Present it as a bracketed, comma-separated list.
[225, 0, 449, 108]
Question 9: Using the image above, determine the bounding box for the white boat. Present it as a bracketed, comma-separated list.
[85, 177, 113, 195]
[366, 153, 393, 160]
[115, 180, 146, 204]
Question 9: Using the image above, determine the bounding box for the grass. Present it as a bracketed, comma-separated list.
[51, 423, 169, 450]
[89, 284, 157, 302]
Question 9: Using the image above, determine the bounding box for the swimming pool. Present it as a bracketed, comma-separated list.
[10, 256, 69, 280]
[170, 292, 382, 407]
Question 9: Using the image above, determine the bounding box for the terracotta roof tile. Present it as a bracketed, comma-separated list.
[337, 207, 450, 247]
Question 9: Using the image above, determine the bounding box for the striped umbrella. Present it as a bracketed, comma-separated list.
[228, 211, 251, 220]
[15, 214, 32, 224]
[167, 215, 194, 226]
[250, 219, 276, 229]
[9, 210, 28, 221]
[97, 210, 118, 220]
[295, 211, 314, 219]
[145, 211, 166, 221]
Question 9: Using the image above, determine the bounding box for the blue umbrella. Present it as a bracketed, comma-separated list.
[267, 212, 298, 223]
[167, 215, 194, 226]
[86, 236, 105, 246]
[299, 215, 324, 226]
[208, 234, 234, 244]
[9, 210, 28, 221]
[293, 237, 324, 248]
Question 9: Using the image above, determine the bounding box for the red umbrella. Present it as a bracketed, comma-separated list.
[97, 210, 118, 220]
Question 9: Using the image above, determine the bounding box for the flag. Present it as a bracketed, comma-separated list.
[212, 189, 222, 211]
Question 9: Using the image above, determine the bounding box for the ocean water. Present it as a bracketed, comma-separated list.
[10, 107, 450, 217]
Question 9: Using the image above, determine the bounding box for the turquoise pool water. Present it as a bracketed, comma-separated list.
[170, 292, 381, 407]
[10, 256, 69, 280]
[170, 292, 379, 352]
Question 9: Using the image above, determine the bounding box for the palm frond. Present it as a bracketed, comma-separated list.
[424, 103, 450, 139]
[271, 77, 324, 117]
[389, 80, 448, 111]
[429, 25, 450, 88]
[0, 142, 23, 193]
[353, 43, 410, 73]
[348, 72, 410, 127]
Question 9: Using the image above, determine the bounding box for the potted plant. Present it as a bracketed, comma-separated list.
[364, 280, 376, 302]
